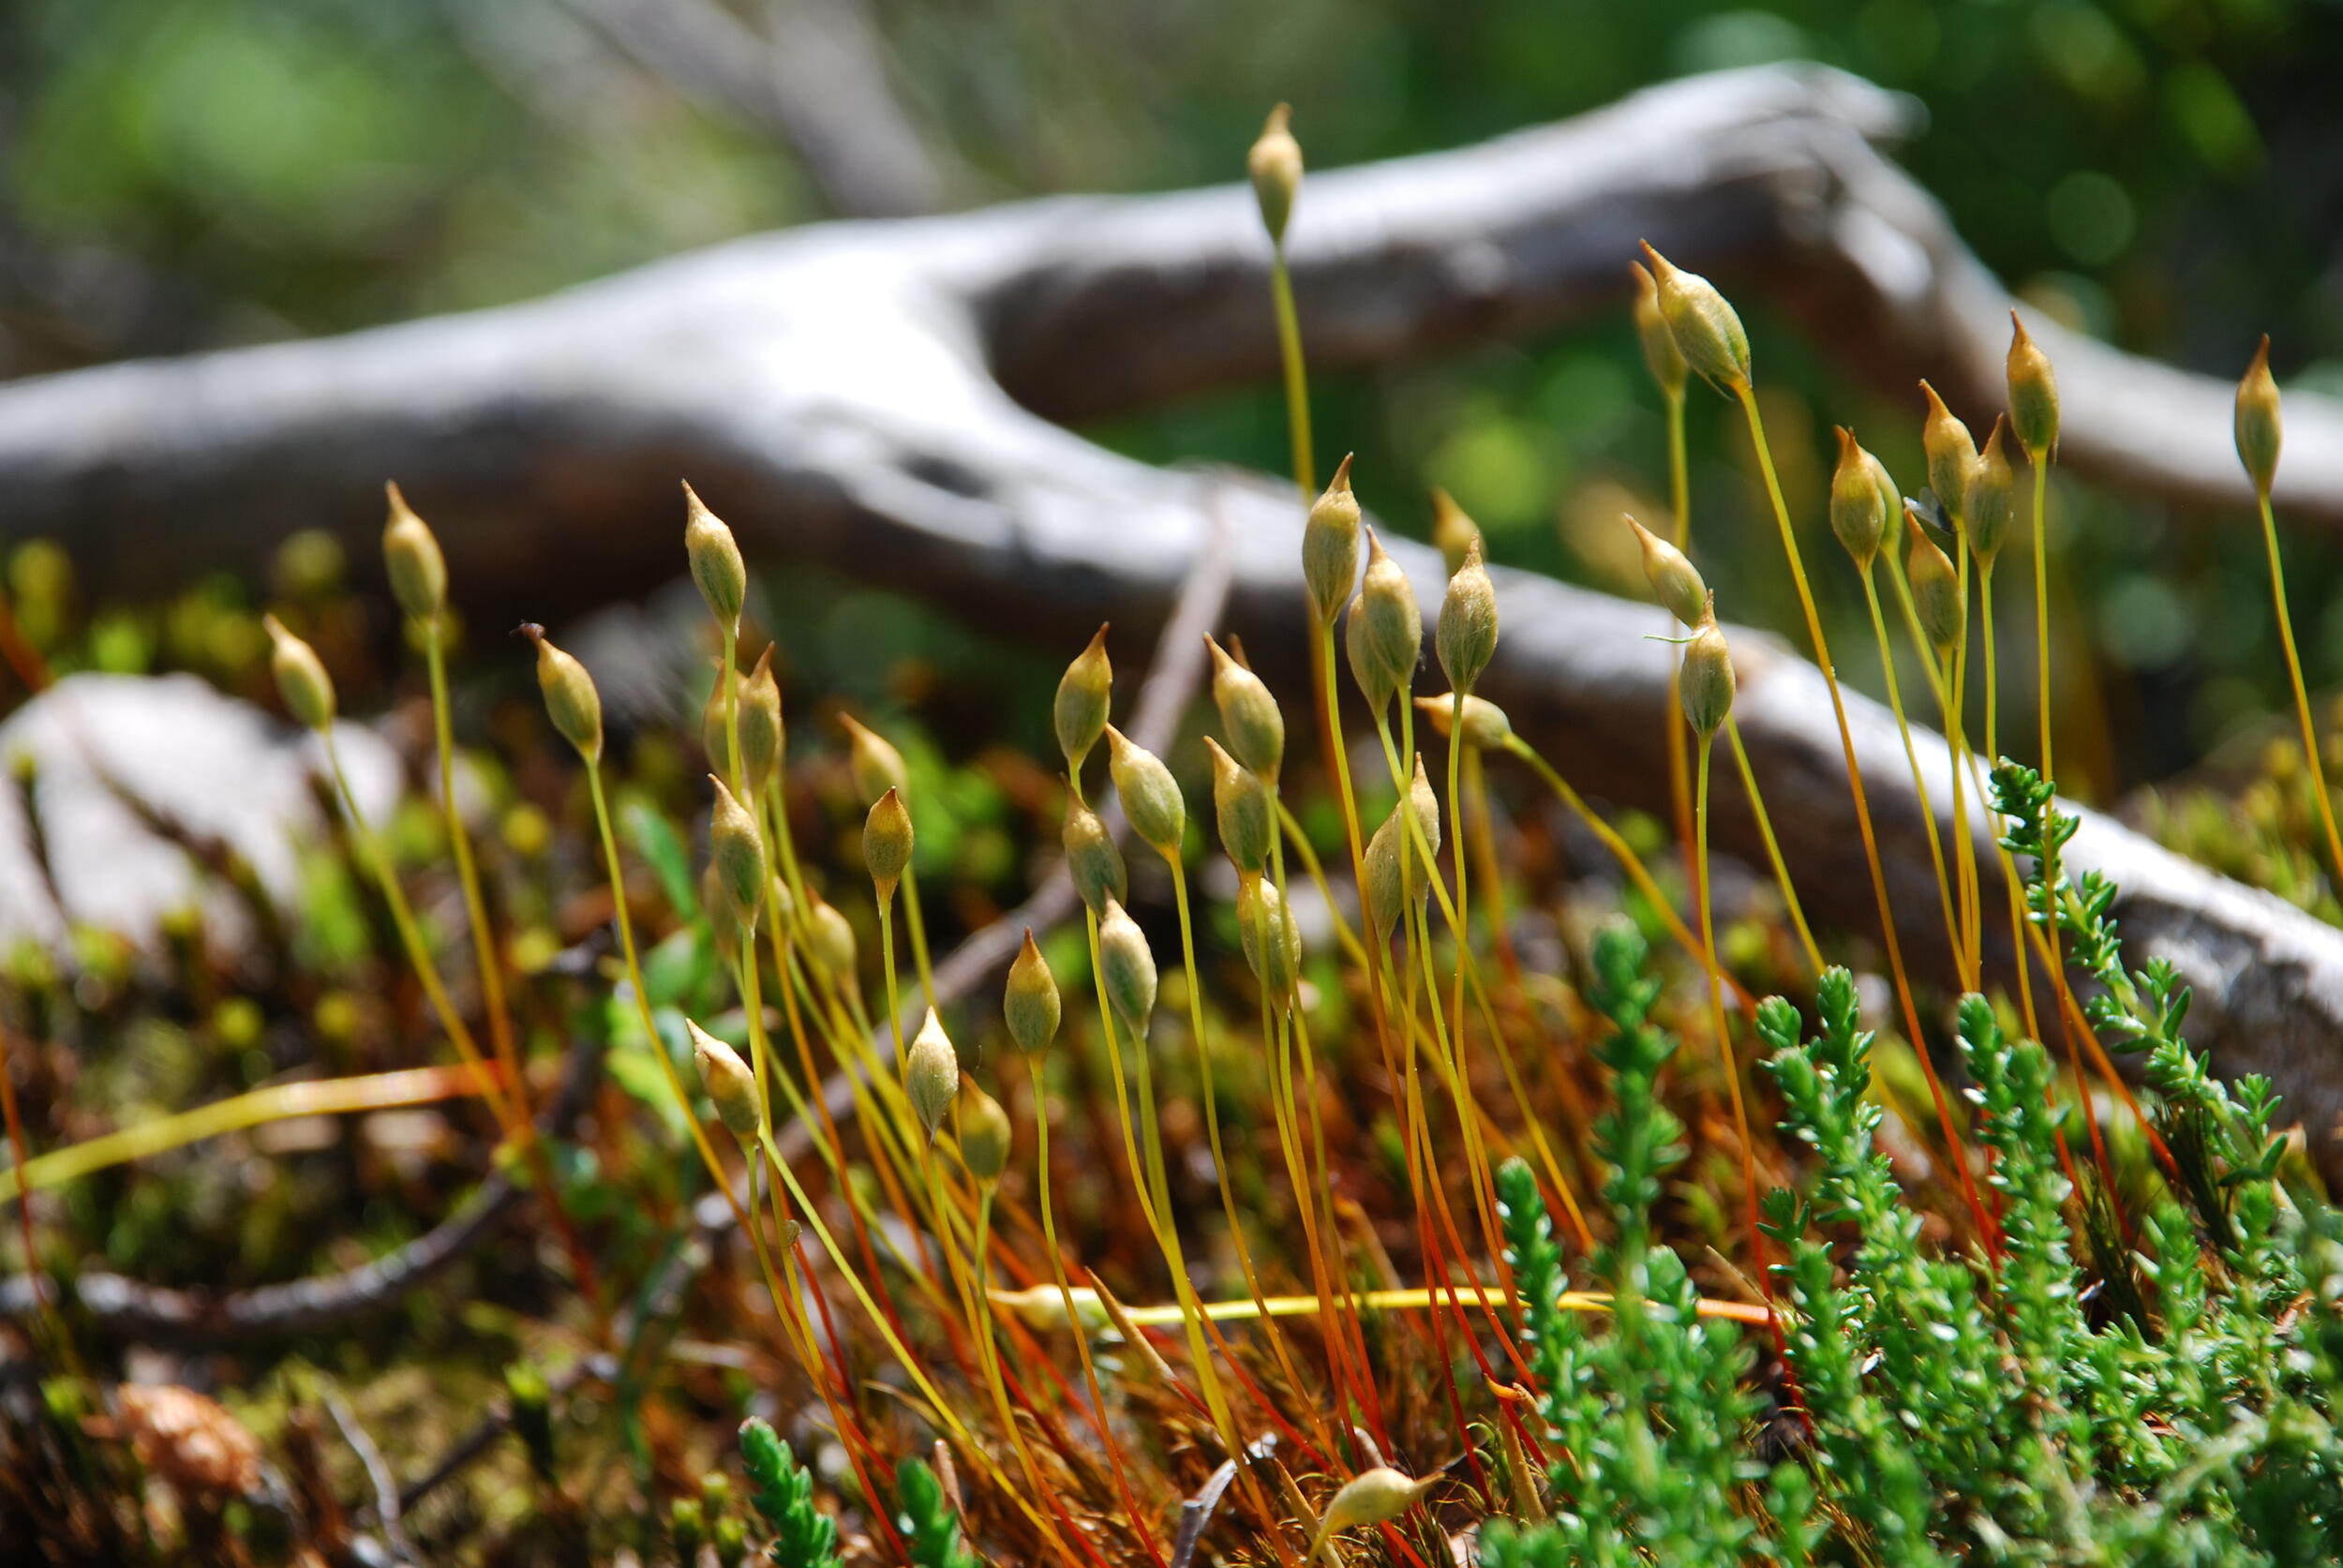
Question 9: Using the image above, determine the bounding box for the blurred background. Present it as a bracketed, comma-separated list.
[6, 0, 2343, 809]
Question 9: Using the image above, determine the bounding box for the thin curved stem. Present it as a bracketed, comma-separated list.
[1500, 736, 1752, 1016]
[2260, 488, 2343, 895]
[1030, 1058, 1168, 1568]
[1270, 246, 1315, 499]
[1664, 386, 1700, 931]
[1948, 548, 1981, 982]
[751, 1127, 1045, 1528]
[328, 733, 606, 1319]
[1732, 384, 1993, 1247]
[423, 620, 518, 1109]
[1167, 858, 1320, 1426]
[1695, 735, 1766, 1287]
[1721, 716, 1824, 976]
[1860, 570, 1962, 980]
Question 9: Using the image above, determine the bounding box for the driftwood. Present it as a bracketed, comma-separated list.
[4, 64, 2343, 1154]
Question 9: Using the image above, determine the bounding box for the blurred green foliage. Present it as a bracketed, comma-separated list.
[5, 0, 2342, 793]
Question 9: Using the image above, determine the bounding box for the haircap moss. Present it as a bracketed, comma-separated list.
[1303, 455, 1362, 630]
[1106, 725, 1185, 859]
[682, 481, 747, 632]
[1638, 242, 1751, 392]
[1625, 515, 1707, 629]
[1054, 624, 1112, 779]
[381, 482, 446, 624]
[1207, 637, 1284, 784]
[522, 624, 603, 764]
[688, 1020, 760, 1139]
[1246, 103, 1302, 246]
[1004, 930, 1061, 1056]
[862, 786, 913, 898]
[2236, 336, 2282, 495]
[2006, 311, 2060, 461]
[1828, 429, 1895, 572]
[263, 615, 336, 733]
[1437, 533, 1499, 694]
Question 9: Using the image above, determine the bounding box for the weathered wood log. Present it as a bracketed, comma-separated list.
[3, 64, 2343, 1157]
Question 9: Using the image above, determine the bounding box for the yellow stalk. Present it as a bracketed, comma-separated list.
[1017, 1283, 1771, 1330]
[1695, 735, 1767, 1278]
[1, 1064, 497, 1201]
[422, 620, 520, 1110]
[2259, 488, 2343, 894]
[1730, 384, 1993, 1245]
[1166, 856, 1321, 1423]
[1859, 568, 1963, 979]
[1271, 246, 1315, 498]
[1721, 716, 1824, 976]
[1027, 1056, 1166, 1562]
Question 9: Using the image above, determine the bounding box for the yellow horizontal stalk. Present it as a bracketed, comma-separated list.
[2, 1064, 501, 1200]
[995, 1282, 1773, 1330]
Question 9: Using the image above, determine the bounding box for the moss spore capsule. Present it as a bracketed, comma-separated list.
[1969, 416, 2016, 568]
[905, 1008, 959, 1145]
[682, 481, 747, 632]
[1638, 242, 1751, 392]
[862, 786, 914, 898]
[2236, 336, 2282, 495]
[1828, 428, 1894, 571]
[1625, 514, 1707, 629]
[1247, 103, 1302, 246]
[1237, 875, 1302, 1004]
[841, 713, 910, 805]
[738, 647, 783, 792]
[2006, 311, 2060, 461]
[806, 890, 858, 977]
[1678, 595, 1735, 738]
[263, 615, 336, 732]
[1303, 455, 1362, 630]
[1437, 533, 1499, 693]
[1054, 624, 1113, 778]
[1365, 809, 1404, 943]
[1430, 487, 1483, 576]
[522, 623, 604, 763]
[1631, 260, 1690, 399]
[1310, 1469, 1439, 1560]
[709, 776, 768, 922]
[1207, 637, 1284, 783]
[1206, 737, 1273, 876]
[688, 1020, 761, 1139]
[1906, 512, 1965, 653]
[1106, 725, 1185, 859]
[1346, 591, 1393, 717]
[1004, 929, 1061, 1056]
[1414, 693, 1514, 750]
[955, 1079, 1011, 1184]
[1920, 381, 1978, 531]
[1097, 897, 1158, 1034]
[381, 482, 446, 624]
[1354, 528, 1422, 698]
[1063, 796, 1128, 915]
